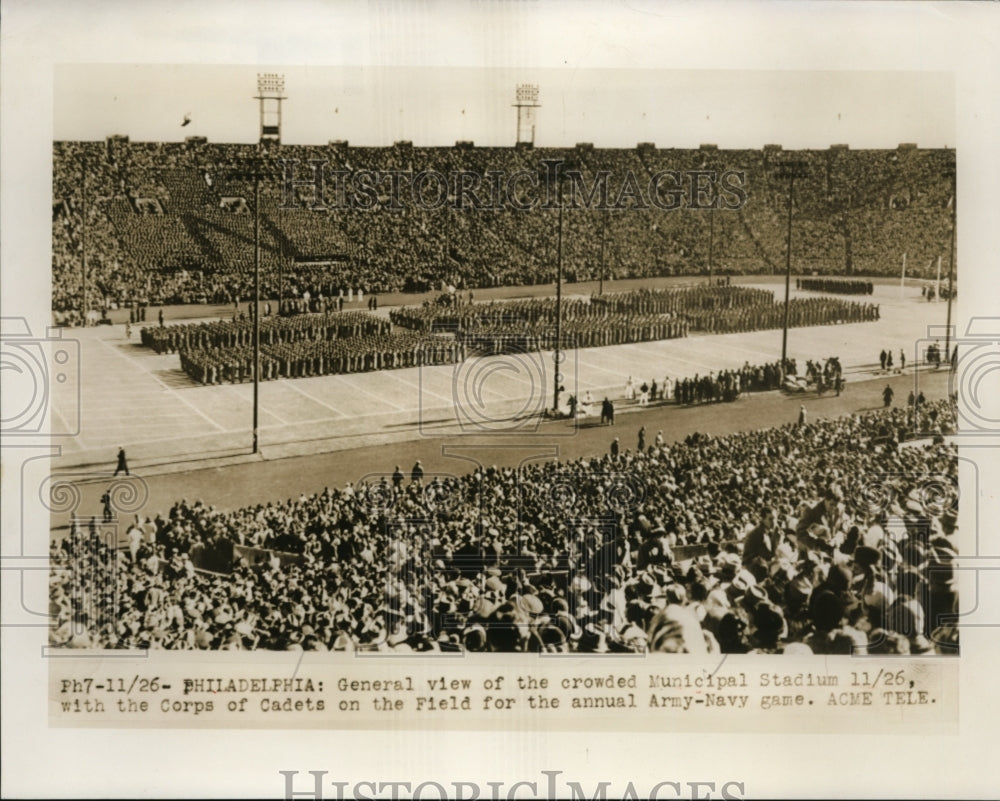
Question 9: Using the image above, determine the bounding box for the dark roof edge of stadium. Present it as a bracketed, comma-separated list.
[51, 138, 955, 152]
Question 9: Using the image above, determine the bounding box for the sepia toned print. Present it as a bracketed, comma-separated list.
[4, 4, 1000, 799]
[46, 69, 959, 671]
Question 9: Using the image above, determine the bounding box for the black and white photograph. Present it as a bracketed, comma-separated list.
[2, 1, 999, 798]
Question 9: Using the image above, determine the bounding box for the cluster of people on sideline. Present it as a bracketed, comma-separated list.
[922, 284, 956, 302]
[51, 397, 958, 656]
[923, 341, 950, 370]
[879, 347, 907, 374]
[615, 359, 799, 410]
[800, 357, 844, 395]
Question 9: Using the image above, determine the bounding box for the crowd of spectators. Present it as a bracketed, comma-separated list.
[53, 139, 956, 317]
[670, 359, 798, 405]
[923, 283, 956, 302]
[51, 398, 959, 655]
[605, 359, 797, 413]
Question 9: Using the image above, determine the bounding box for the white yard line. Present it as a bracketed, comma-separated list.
[333, 374, 409, 412]
[221, 382, 291, 425]
[50, 403, 86, 448]
[570, 357, 628, 380]
[96, 338, 226, 431]
[282, 381, 348, 419]
[603, 342, 727, 371]
[386, 372, 455, 406]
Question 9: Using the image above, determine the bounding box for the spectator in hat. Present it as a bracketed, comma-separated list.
[796, 487, 846, 543]
[743, 508, 780, 567]
[114, 447, 130, 477]
[101, 488, 113, 523]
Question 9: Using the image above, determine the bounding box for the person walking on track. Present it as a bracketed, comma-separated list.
[114, 447, 130, 477]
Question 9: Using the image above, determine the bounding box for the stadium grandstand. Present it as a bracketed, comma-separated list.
[51, 398, 960, 654]
[53, 137, 955, 322]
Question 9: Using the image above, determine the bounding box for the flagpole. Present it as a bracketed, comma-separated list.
[936, 255, 942, 302]
[900, 252, 906, 299]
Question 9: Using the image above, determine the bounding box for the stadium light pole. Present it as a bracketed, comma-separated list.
[598, 206, 607, 296]
[227, 158, 274, 455]
[707, 201, 715, 284]
[944, 162, 956, 363]
[81, 155, 88, 326]
[775, 159, 809, 367]
[553, 182, 564, 414]
[253, 171, 261, 454]
[278, 237, 284, 315]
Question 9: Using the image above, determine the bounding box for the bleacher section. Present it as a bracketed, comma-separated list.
[52, 139, 956, 313]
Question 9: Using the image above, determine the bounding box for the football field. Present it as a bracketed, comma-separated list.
[51, 280, 950, 474]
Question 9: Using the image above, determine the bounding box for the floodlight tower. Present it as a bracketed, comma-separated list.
[774, 158, 810, 367]
[513, 84, 540, 145]
[255, 73, 286, 144]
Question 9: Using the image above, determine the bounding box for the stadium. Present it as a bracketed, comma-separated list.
[49, 73, 960, 657]
[52, 136, 954, 319]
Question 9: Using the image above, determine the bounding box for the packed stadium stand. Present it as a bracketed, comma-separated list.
[53, 138, 955, 316]
[51, 399, 959, 654]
